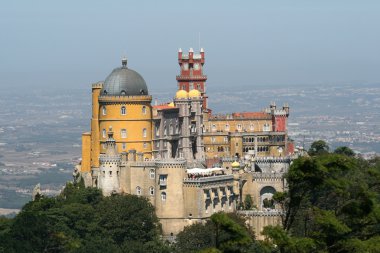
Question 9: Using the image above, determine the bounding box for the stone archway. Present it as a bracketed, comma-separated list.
[260, 186, 276, 210]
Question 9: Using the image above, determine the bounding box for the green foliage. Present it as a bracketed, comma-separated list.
[308, 140, 329, 156]
[262, 225, 316, 253]
[176, 212, 260, 253]
[243, 194, 253, 210]
[334, 146, 355, 157]
[0, 183, 170, 253]
[268, 150, 380, 253]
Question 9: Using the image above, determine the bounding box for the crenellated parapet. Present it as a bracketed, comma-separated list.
[155, 159, 187, 169]
[255, 157, 292, 164]
[98, 95, 152, 104]
[252, 172, 284, 181]
[238, 210, 283, 217]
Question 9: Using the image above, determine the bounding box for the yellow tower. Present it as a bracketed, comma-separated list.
[81, 58, 153, 174]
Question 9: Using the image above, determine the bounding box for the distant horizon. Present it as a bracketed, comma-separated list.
[1, 1, 379, 90]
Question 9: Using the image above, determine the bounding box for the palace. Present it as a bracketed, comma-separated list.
[75, 48, 296, 238]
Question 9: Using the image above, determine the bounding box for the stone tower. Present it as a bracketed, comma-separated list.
[176, 48, 208, 110]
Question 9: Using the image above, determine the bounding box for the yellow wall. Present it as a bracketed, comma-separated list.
[90, 83, 102, 168]
[81, 132, 91, 172]
[205, 119, 272, 133]
[98, 96, 153, 159]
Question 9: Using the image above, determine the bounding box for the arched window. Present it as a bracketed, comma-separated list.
[142, 128, 147, 138]
[150, 169, 155, 179]
[149, 187, 154, 196]
[121, 106, 126, 115]
[155, 125, 159, 136]
[164, 126, 167, 136]
[250, 124, 254, 131]
[212, 124, 216, 132]
[142, 106, 147, 115]
[225, 124, 230, 131]
[169, 124, 173, 135]
[161, 192, 166, 201]
[102, 106, 106, 115]
[102, 129, 106, 138]
[122, 143, 126, 150]
[121, 129, 127, 138]
[136, 186, 142, 195]
[143, 142, 147, 149]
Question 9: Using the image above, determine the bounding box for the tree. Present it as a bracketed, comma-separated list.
[244, 194, 253, 210]
[267, 151, 380, 253]
[0, 183, 170, 253]
[175, 212, 261, 253]
[308, 140, 329, 156]
[334, 146, 355, 157]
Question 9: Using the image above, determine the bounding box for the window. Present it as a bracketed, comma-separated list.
[224, 137, 228, 143]
[225, 124, 230, 131]
[211, 137, 216, 143]
[102, 106, 106, 115]
[121, 129, 127, 138]
[142, 128, 147, 138]
[149, 187, 155, 196]
[142, 106, 146, 114]
[121, 106, 126, 115]
[136, 186, 142, 195]
[189, 82, 194, 90]
[159, 175, 167, 186]
[161, 192, 167, 201]
[155, 125, 159, 136]
[109, 171, 112, 177]
[102, 129, 106, 138]
[250, 124, 254, 131]
[237, 124, 242, 131]
[263, 123, 270, 132]
[169, 124, 173, 135]
[150, 169, 155, 179]
[143, 142, 147, 149]
[212, 124, 216, 132]
[164, 126, 167, 136]
[122, 143, 126, 150]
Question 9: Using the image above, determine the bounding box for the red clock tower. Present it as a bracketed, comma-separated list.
[176, 48, 208, 110]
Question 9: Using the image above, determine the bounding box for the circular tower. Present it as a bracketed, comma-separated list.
[97, 58, 153, 160]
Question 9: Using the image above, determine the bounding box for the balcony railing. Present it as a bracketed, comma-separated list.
[184, 174, 234, 184]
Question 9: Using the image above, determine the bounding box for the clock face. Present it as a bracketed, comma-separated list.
[194, 63, 200, 70]
[182, 63, 189, 70]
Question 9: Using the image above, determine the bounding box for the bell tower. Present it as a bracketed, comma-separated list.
[176, 48, 208, 110]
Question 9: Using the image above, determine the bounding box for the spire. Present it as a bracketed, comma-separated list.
[121, 57, 127, 68]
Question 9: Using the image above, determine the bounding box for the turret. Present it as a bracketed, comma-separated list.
[98, 127, 121, 196]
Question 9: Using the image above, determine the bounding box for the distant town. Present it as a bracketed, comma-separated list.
[0, 83, 379, 213]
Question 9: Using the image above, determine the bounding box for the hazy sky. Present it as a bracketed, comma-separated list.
[1, 1, 379, 91]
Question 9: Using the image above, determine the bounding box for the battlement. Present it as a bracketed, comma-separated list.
[238, 210, 283, 217]
[251, 172, 284, 180]
[92, 82, 103, 89]
[255, 157, 292, 164]
[98, 95, 152, 103]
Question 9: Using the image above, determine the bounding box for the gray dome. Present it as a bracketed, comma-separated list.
[101, 59, 148, 96]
